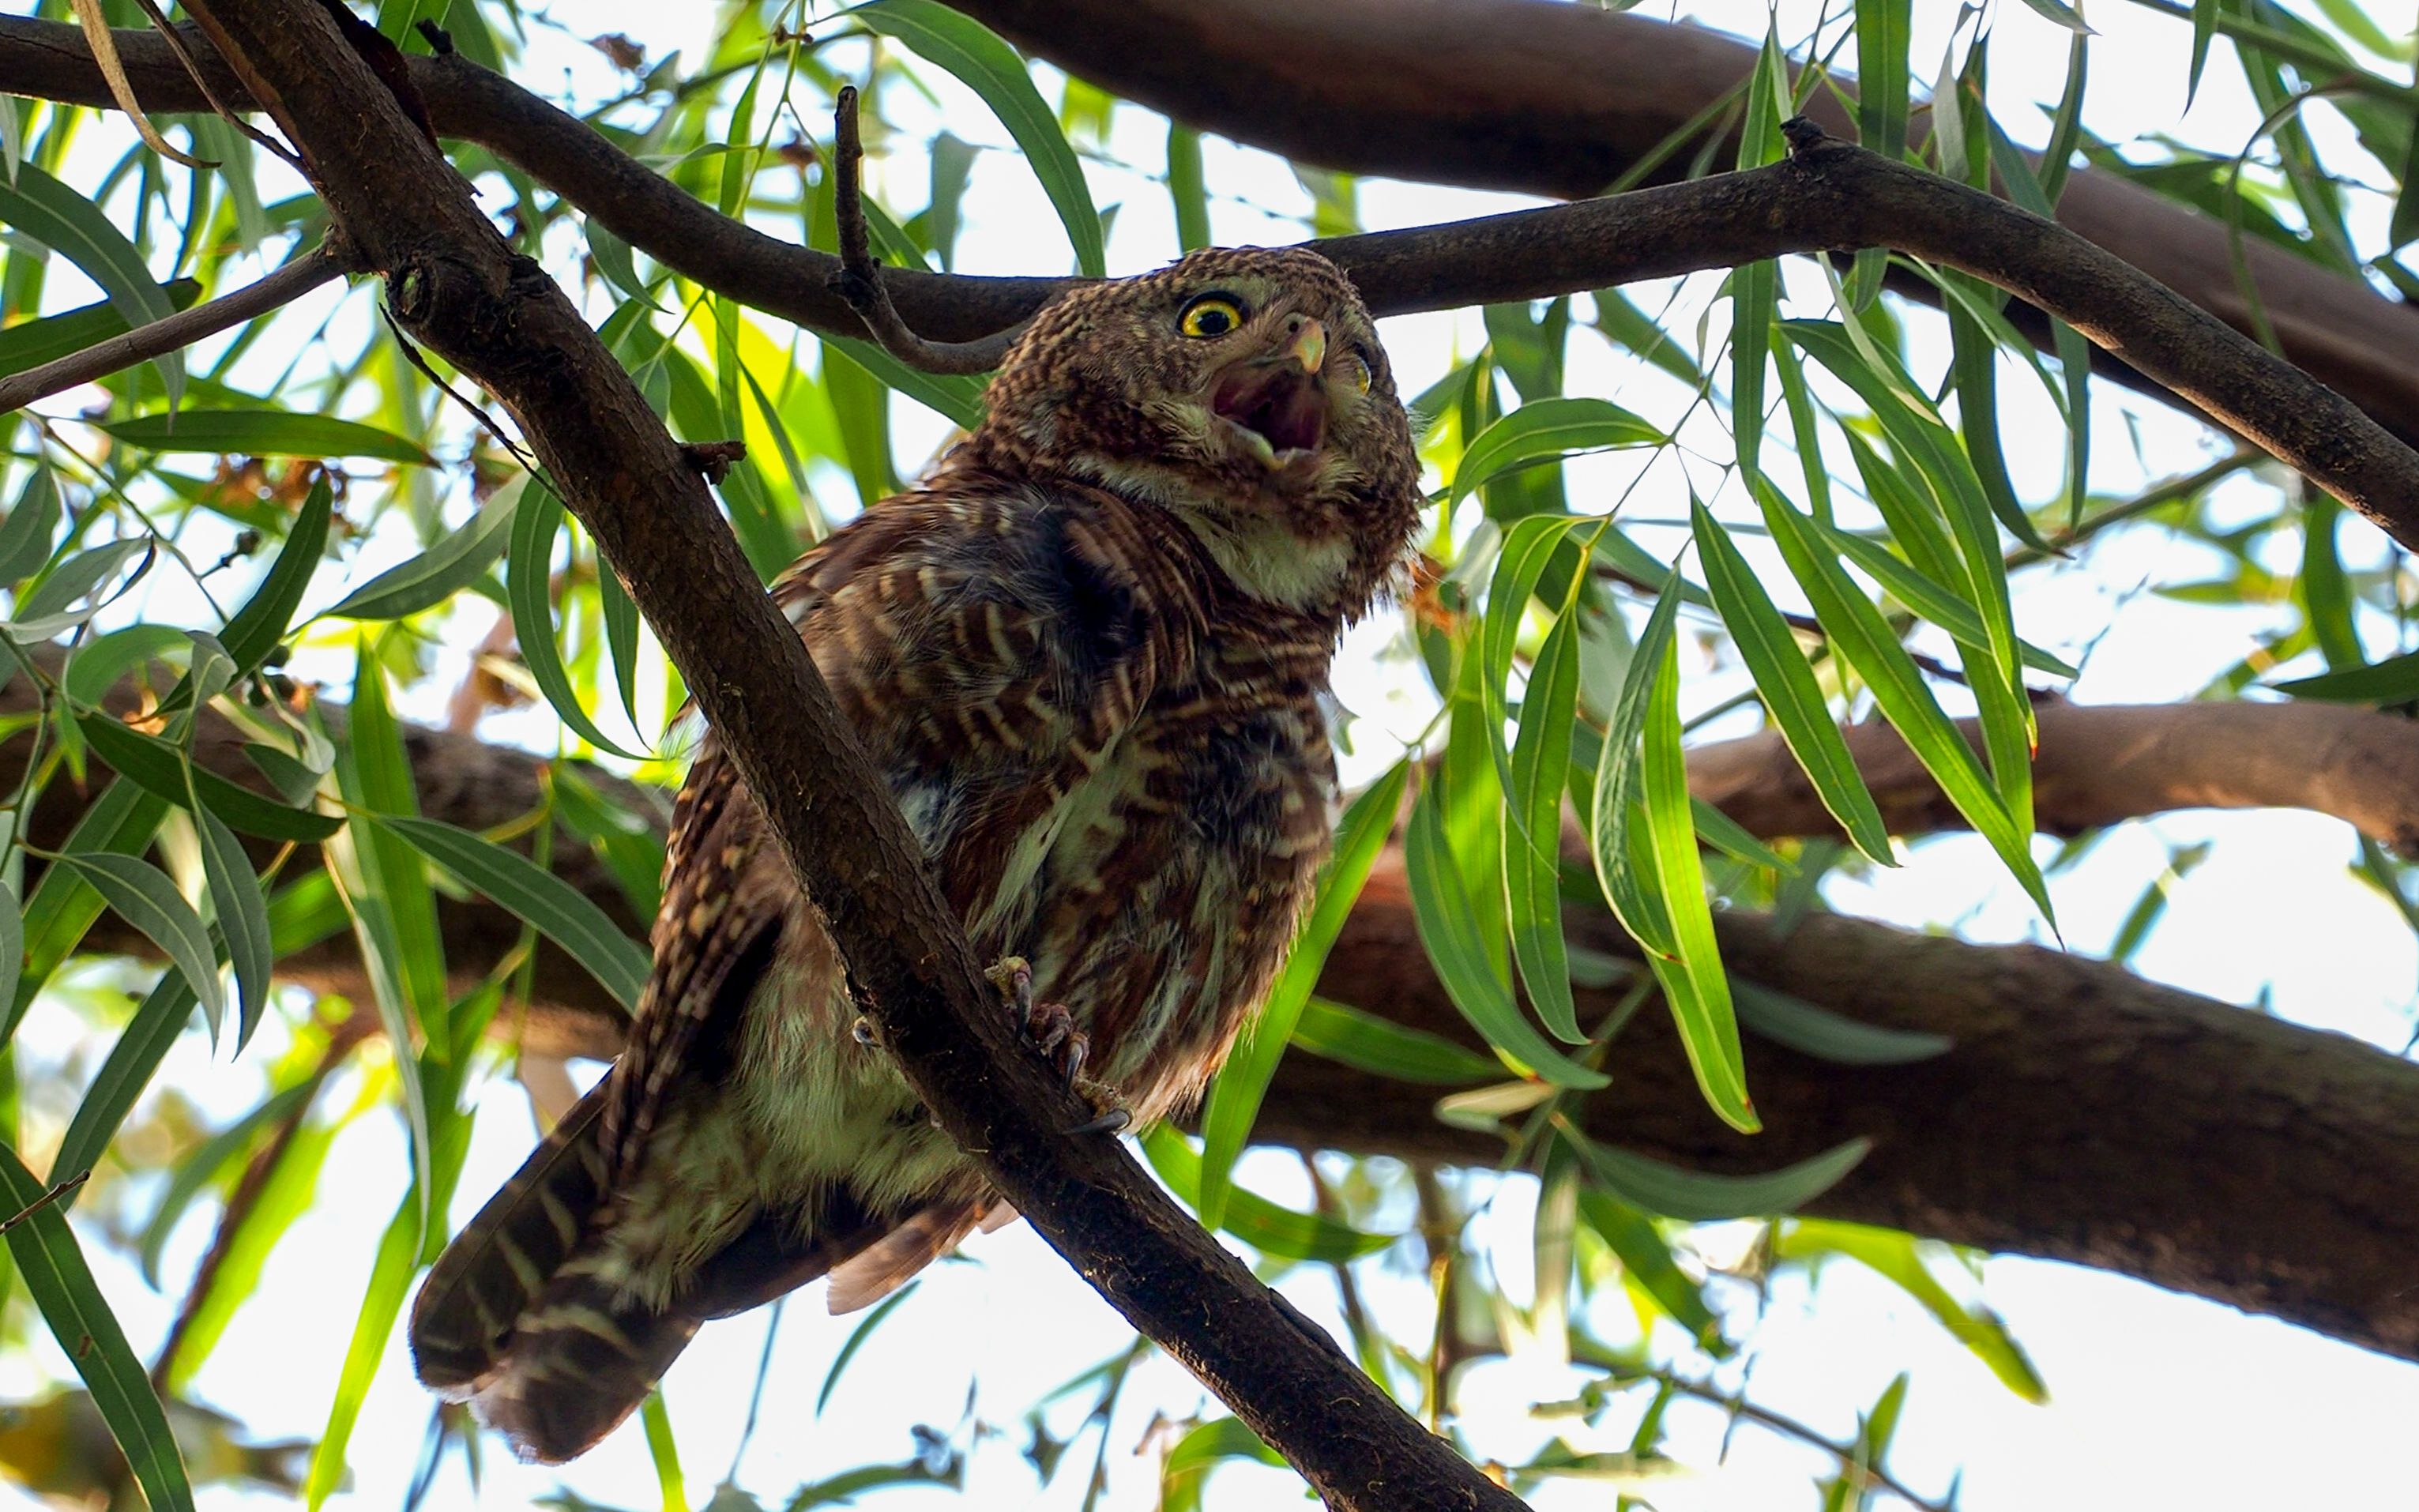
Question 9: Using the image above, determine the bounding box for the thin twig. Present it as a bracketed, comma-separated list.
[125, 0, 303, 167]
[828, 85, 1025, 376]
[0, 1170, 88, 1232]
[1648, 1369, 1952, 1512]
[0, 244, 344, 415]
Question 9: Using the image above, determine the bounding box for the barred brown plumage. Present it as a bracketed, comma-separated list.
[408, 246, 1424, 1462]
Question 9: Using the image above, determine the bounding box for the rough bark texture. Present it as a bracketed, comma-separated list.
[950, 0, 2419, 453]
[24, 658, 2419, 1361]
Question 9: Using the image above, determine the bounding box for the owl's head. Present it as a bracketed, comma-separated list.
[963, 246, 1422, 622]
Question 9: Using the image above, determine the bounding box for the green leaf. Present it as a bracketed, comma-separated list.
[137, 1079, 317, 1287]
[1813, 518, 2078, 679]
[1855, 0, 1913, 161]
[194, 803, 272, 1051]
[1196, 760, 1405, 1228]
[1142, 1126, 1391, 1262]
[8, 781, 167, 1043]
[1166, 122, 1211, 253]
[304, 1190, 422, 1509]
[1754, 478, 2052, 922]
[1589, 570, 1682, 957]
[1289, 996, 1500, 1085]
[1504, 576, 1586, 1043]
[0, 280, 200, 379]
[2272, 649, 2419, 702]
[822, 333, 987, 430]
[848, 0, 1105, 278]
[818, 1284, 918, 1416]
[76, 713, 341, 843]
[0, 464, 62, 585]
[320, 480, 520, 622]
[221, 472, 333, 674]
[600, 551, 643, 734]
[1405, 771, 1606, 1090]
[59, 624, 186, 709]
[1568, 1126, 1870, 1221]
[640, 1391, 687, 1512]
[1732, 979, 1951, 1065]
[1162, 1417, 1284, 1512]
[0, 878, 20, 1027]
[51, 974, 197, 1194]
[0, 163, 182, 404]
[1778, 1219, 2048, 1401]
[376, 814, 650, 1013]
[509, 483, 647, 759]
[0, 1140, 196, 1512]
[13, 538, 152, 637]
[2014, 0, 2092, 34]
[2188, 0, 2219, 107]
[1638, 629, 1755, 1131]
[1450, 398, 1663, 509]
[51, 851, 225, 1039]
[1729, 24, 1785, 478]
[99, 411, 432, 465]
[1693, 501, 1894, 864]
[1575, 1187, 1725, 1353]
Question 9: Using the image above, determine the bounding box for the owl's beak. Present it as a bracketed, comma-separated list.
[1208, 316, 1334, 472]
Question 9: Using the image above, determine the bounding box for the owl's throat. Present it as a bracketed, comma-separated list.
[1210, 361, 1327, 464]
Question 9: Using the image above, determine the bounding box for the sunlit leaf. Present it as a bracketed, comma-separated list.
[0, 162, 182, 404]
[1142, 1126, 1392, 1262]
[221, 472, 333, 675]
[50, 851, 225, 1038]
[99, 411, 432, 465]
[50, 974, 196, 1194]
[848, 0, 1106, 278]
[1575, 1187, 1725, 1353]
[1289, 996, 1500, 1085]
[321, 481, 521, 622]
[509, 483, 648, 759]
[0, 1141, 196, 1512]
[1449, 398, 1663, 509]
[1778, 1219, 2048, 1401]
[1567, 1124, 1870, 1221]
[76, 713, 342, 843]
[1732, 980, 1951, 1065]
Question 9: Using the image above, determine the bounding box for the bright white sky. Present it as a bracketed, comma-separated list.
[9, 2, 2419, 1510]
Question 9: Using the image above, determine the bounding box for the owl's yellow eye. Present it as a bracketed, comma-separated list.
[1345, 352, 1373, 394]
[1179, 293, 1247, 338]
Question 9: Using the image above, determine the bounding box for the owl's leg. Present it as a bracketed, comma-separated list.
[984, 956, 1129, 1134]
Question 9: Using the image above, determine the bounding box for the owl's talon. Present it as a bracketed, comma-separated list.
[988, 955, 1090, 1085]
[1063, 1106, 1130, 1138]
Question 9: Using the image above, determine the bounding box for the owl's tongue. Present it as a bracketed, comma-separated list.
[1211, 363, 1327, 461]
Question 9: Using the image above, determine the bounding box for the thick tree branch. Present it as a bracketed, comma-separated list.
[0, 243, 344, 415]
[950, 0, 2419, 453]
[21, 667, 2419, 1358]
[1691, 698, 2419, 852]
[162, 2, 1515, 1506]
[9, 21, 2419, 549]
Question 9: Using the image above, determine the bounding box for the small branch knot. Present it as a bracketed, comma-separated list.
[679, 440, 748, 482]
[1780, 116, 1834, 157]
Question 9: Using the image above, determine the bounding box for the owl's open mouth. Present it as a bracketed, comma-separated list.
[1210, 362, 1328, 466]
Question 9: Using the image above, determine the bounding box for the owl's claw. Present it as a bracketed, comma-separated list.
[985, 955, 1089, 1085]
[1063, 1107, 1131, 1138]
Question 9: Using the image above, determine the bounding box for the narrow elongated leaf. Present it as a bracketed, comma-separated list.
[1778, 1219, 2048, 1401]
[138, 1079, 318, 1286]
[321, 483, 520, 621]
[377, 814, 650, 1013]
[1732, 980, 1951, 1065]
[1638, 634, 1754, 1131]
[1814, 519, 2078, 678]
[51, 852, 225, 1037]
[1480, 514, 1593, 781]
[0, 465, 61, 585]
[1569, 1125, 1870, 1221]
[1197, 760, 1405, 1228]
[818, 1286, 914, 1416]
[823, 333, 987, 428]
[1692, 502, 1894, 863]
[221, 473, 332, 674]
[0, 163, 182, 404]
[1755, 480, 2053, 922]
[1505, 580, 1586, 1042]
[599, 552, 643, 733]
[1142, 1126, 1391, 1262]
[304, 1191, 421, 1509]
[1589, 570, 1684, 957]
[1405, 774, 1606, 1089]
[76, 713, 340, 842]
[2273, 649, 2419, 702]
[0, 1142, 196, 1512]
[9, 782, 167, 1042]
[1289, 996, 1499, 1085]
[1575, 1187, 1725, 1352]
[61, 625, 187, 709]
[51, 974, 197, 1194]
[1167, 122, 1210, 252]
[1729, 23, 1787, 478]
[1450, 398, 1663, 509]
[100, 411, 431, 465]
[194, 804, 273, 1050]
[508, 483, 646, 759]
[0, 878, 20, 1025]
[849, 0, 1105, 278]
[15, 539, 151, 630]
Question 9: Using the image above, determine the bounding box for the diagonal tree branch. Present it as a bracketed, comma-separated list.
[0, 243, 345, 415]
[12, 21, 2419, 553]
[163, 2, 1521, 1506]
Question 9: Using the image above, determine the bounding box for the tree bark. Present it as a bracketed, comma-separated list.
[949, 0, 2419, 452]
[23, 664, 2419, 1360]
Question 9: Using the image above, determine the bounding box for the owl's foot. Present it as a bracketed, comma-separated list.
[985, 956, 1089, 1085]
[985, 956, 1127, 1134]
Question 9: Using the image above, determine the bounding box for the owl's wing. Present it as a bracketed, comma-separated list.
[600, 484, 1206, 1177]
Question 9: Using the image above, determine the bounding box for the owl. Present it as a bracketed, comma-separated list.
[408, 246, 1424, 1462]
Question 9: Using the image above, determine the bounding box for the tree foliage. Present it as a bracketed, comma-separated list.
[0, 0, 2414, 1507]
